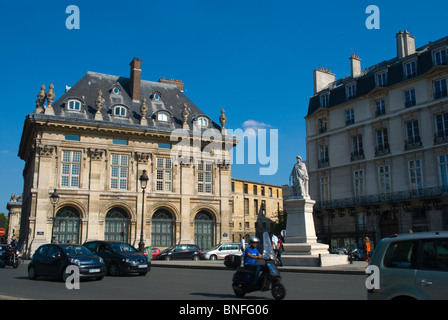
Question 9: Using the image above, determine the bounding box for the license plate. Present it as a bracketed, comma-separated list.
[89, 268, 101, 273]
[138, 264, 148, 269]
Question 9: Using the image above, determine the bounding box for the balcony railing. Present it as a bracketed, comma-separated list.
[434, 89, 448, 100]
[375, 143, 390, 156]
[351, 149, 365, 161]
[404, 135, 422, 150]
[314, 186, 448, 211]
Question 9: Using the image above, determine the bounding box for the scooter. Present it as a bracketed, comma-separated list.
[0, 246, 20, 269]
[228, 232, 286, 300]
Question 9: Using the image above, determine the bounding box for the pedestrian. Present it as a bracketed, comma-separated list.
[277, 235, 284, 266]
[270, 232, 278, 254]
[363, 237, 371, 262]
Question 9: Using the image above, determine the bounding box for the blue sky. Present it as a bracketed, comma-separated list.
[0, 0, 447, 213]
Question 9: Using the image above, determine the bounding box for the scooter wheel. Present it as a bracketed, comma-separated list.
[232, 282, 246, 298]
[271, 280, 286, 300]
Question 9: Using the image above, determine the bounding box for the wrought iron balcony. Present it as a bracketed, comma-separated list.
[314, 186, 448, 211]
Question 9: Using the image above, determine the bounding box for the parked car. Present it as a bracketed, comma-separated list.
[202, 243, 242, 260]
[144, 247, 160, 260]
[156, 244, 201, 261]
[83, 241, 150, 276]
[368, 231, 448, 300]
[28, 243, 105, 281]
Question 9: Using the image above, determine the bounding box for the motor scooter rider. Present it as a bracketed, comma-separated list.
[243, 236, 263, 287]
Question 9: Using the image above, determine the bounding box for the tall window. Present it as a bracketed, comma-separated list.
[375, 128, 389, 156]
[378, 165, 391, 197]
[318, 144, 329, 167]
[405, 120, 421, 148]
[375, 99, 386, 116]
[435, 112, 448, 141]
[433, 79, 448, 99]
[351, 135, 364, 160]
[61, 151, 81, 188]
[439, 155, 448, 189]
[353, 170, 365, 199]
[346, 109, 354, 125]
[408, 159, 423, 194]
[320, 176, 330, 202]
[156, 158, 172, 192]
[111, 154, 128, 190]
[320, 93, 330, 108]
[198, 161, 212, 193]
[404, 89, 416, 108]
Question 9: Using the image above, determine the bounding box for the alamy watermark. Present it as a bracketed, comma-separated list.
[65, 265, 80, 290]
[365, 265, 380, 290]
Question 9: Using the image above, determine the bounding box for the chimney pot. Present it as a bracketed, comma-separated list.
[350, 54, 362, 78]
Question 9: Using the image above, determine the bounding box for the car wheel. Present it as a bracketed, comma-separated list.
[108, 262, 120, 276]
[28, 265, 37, 280]
[210, 255, 217, 261]
[193, 255, 200, 261]
[165, 255, 171, 261]
[138, 271, 147, 276]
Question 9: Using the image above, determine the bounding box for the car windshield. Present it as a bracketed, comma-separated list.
[60, 245, 94, 256]
[110, 243, 137, 253]
[208, 244, 221, 251]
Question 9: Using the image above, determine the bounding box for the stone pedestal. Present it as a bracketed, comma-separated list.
[282, 197, 348, 267]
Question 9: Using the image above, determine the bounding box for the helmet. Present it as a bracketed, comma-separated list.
[248, 236, 260, 244]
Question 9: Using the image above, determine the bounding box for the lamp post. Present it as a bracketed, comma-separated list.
[50, 189, 60, 243]
[139, 170, 149, 252]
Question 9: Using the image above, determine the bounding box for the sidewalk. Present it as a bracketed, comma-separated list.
[150, 259, 368, 275]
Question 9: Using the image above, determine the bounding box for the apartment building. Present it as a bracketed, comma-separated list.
[306, 31, 448, 248]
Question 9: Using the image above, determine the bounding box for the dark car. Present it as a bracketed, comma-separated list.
[28, 243, 106, 281]
[83, 241, 150, 276]
[156, 244, 201, 261]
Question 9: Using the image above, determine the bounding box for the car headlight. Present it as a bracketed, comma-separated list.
[69, 258, 81, 266]
[98, 257, 104, 264]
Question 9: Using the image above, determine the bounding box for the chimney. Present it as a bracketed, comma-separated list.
[313, 68, 336, 94]
[396, 30, 416, 59]
[158, 78, 185, 92]
[350, 55, 362, 78]
[129, 58, 142, 101]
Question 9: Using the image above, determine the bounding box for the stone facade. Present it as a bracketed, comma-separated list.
[231, 178, 283, 241]
[305, 32, 448, 249]
[17, 58, 240, 256]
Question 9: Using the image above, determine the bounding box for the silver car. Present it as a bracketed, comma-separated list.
[368, 231, 448, 300]
[202, 243, 242, 260]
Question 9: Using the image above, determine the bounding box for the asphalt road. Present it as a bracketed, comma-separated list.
[0, 264, 367, 300]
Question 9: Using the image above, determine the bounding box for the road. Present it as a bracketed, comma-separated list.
[0, 264, 367, 300]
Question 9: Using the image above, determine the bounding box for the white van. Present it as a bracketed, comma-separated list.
[202, 243, 242, 260]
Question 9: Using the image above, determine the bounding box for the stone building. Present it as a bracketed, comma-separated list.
[6, 193, 22, 241]
[17, 58, 238, 256]
[305, 31, 448, 249]
[231, 178, 283, 241]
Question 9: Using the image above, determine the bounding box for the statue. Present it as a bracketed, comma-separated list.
[219, 108, 227, 133]
[94, 90, 104, 121]
[289, 156, 309, 199]
[182, 103, 189, 129]
[140, 98, 148, 125]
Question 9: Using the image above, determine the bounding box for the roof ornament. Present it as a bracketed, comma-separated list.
[219, 108, 227, 134]
[182, 103, 190, 130]
[94, 90, 104, 121]
[34, 84, 46, 113]
[140, 98, 148, 126]
[44, 83, 55, 115]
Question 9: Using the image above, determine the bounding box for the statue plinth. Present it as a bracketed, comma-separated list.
[282, 197, 348, 267]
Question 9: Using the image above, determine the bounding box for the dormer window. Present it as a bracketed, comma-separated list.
[67, 99, 81, 111]
[346, 83, 357, 100]
[320, 92, 330, 108]
[113, 105, 127, 117]
[404, 60, 417, 79]
[197, 117, 208, 127]
[376, 71, 388, 87]
[434, 48, 447, 66]
[158, 112, 169, 122]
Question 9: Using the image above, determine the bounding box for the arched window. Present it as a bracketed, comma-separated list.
[113, 105, 127, 117]
[194, 211, 214, 251]
[67, 99, 81, 111]
[105, 207, 130, 242]
[54, 207, 81, 244]
[151, 210, 174, 247]
[157, 112, 169, 122]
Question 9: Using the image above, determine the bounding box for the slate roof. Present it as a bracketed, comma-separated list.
[32, 71, 221, 132]
[307, 35, 448, 117]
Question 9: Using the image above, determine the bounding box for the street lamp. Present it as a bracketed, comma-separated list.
[138, 170, 149, 252]
[50, 189, 60, 243]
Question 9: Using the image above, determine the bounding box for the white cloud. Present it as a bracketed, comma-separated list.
[242, 119, 272, 131]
